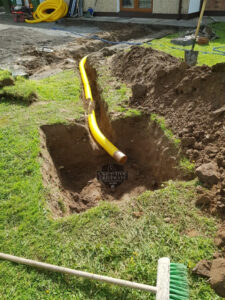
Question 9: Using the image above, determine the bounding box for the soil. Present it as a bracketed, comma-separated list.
[0, 19, 174, 78]
[112, 46, 225, 218]
[40, 116, 182, 217]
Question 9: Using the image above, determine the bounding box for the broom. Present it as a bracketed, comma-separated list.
[0, 253, 189, 299]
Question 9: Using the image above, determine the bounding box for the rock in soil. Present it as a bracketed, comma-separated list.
[196, 162, 220, 187]
[193, 260, 212, 278]
[210, 258, 225, 297]
[215, 224, 225, 248]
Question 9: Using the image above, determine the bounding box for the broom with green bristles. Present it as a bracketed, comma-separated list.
[0, 253, 188, 299]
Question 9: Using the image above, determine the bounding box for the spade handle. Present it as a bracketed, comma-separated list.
[192, 0, 208, 50]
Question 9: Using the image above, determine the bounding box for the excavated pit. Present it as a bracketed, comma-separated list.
[40, 116, 182, 217]
[40, 57, 185, 217]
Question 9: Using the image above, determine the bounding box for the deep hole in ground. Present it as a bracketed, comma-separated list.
[40, 115, 183, 217]
[39, 56, 185, 217]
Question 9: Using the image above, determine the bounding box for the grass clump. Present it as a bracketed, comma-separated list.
[150, 113, 181, 147]
[0, 70, 13, 82]
[1, 76, 37, 104]
[0, 70, 14, 89]
[146, 23, 225, 66]
[97, 65, 132, 114]
[180, 157, 195, 176]
[0, 70, 81, 106]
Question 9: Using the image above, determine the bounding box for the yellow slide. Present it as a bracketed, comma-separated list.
[79, 56, 127, 164]
[25, 0, 68, 24]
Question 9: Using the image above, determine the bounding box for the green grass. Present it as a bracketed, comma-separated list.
[180, 157, 195, 176]
[97, 65, 132, 114]
[146, 23, 225, 66]
[0, 70, 222, 299]
[150, 113, 181, 148]
[0, 71, 82, 105]
[0, 70, 12, 82]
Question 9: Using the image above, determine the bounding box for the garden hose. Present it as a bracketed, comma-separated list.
[25, 0, 68, 24]
[79, 56, 127, 164]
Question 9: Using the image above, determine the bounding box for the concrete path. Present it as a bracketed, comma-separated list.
[0, 12, 103, 38]
[67, 15, 225, 29]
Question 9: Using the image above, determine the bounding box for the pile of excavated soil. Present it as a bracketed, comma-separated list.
[112, 46, 225, 217]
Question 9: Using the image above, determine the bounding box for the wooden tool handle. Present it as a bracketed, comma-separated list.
[195, 0, 208, 39]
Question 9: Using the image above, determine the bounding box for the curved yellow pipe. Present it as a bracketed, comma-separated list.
[25, 0, 68, 24]
[79, 56, 127, 164]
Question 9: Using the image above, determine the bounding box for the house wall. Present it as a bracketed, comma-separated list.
[81, 0, 201, 15]
[206, 0, 225, 11]
[83, 0, 118, 13]
[152, 0, 190, 14]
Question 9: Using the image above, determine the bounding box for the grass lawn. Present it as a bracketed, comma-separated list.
[148, 22, 225, 66]
[0, 66, 222, 299]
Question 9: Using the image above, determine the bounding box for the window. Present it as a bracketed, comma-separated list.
[138, 0, 151, 8]
[122, 0, 134, 8]
[121, 0, 152, 11]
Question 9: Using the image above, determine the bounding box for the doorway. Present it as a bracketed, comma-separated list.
[121, 0, 153, 12]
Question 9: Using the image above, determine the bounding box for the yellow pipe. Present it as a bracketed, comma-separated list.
[25, 0, 68, 24]
[79, 56, 127, 164]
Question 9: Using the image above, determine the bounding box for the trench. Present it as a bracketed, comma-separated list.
[40, 59, 183, 217]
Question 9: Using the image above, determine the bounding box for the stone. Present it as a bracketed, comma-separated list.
[210, 258, 225, 297]
[12, 70, 29, 78]
[193, 260, 212, 278]
[212, 106, 225, 116]
[131, 83, 147, 99]
[212, 63, 225, 73]
[171, 36, 194, 46]
[181, 137, 196, 147]
[194, 142, 203, 150]
[196, 162, 220, 187]
[213, 252, 223, 259]
[215, 226, 225, 248]
[196, 194, 211, 207]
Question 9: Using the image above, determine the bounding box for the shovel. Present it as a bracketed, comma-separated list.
[185, 0, 208, 66]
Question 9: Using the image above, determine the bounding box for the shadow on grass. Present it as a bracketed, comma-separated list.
[0, 93, 37, 107]
[17, 264, 143, 300]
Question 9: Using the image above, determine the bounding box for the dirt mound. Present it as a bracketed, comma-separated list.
[112, 46, 225, 217]
[40, 116, 183, 217]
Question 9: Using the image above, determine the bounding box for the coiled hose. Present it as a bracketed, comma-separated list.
[25, 0, 68, 24]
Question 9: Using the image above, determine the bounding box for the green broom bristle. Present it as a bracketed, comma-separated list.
[170, 263, 189, 300]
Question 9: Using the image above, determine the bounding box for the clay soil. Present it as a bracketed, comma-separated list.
[112, 46, 225, 217]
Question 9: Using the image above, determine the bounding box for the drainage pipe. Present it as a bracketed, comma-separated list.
[79, 56, 127, 164]
[25, 0, 68, 24]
